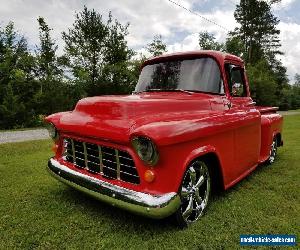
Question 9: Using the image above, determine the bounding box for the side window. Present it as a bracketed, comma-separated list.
[226, 64, 247, 97]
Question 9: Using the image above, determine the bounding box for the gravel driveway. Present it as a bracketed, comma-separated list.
[0, 129, 49, 144]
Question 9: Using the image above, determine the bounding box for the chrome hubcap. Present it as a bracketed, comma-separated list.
[269, 139, 277, 163]
[180, 161, 210, 223]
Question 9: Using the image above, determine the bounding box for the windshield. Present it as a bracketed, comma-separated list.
[135, 57, 223, 94]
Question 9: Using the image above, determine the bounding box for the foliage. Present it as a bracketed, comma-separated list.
[230, 0, 295, 110]
[246, 60, 277, 106]
[146, 35, 167, 57]
[224, 34, 244, 58]
[198, 31, 224, 51]
[233, 0, 281, 64]
[62, 6, 135, 96]
[35, 17, 74, 115]
[0, 22, 39, 129]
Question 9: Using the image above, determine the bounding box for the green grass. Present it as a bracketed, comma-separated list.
[1, 116, 299, 249]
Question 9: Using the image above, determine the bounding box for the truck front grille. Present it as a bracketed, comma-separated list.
[62, 138, 140, 184]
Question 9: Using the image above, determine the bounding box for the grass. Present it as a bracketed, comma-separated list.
[1, 115, 299, 249]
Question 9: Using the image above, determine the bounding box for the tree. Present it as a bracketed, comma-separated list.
[231, 0, 294, 109]
[224, 34, 244, 58]
[233, 0, 281, 64]
[198, 31, 224, 51]
[146, 35, 167, 56]
[0, 22, 38, 129]
[290, 74, 300, 109]
[246, 59, 277, 106]
[35, 17, 72, 114]
[62, 6, 134, 96]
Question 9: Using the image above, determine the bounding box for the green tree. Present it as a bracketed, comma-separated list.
[290, 74, 300, 109]
[198, 31, 224, 51]
[0, 22, 38, 129]
[35, 17, 73, 114]
[62, 6, 134, 96]
[231, 0, 292, 109]
[233, 0, 281, 64]
[146, 35, 167, 56]
[246, 59, 277, 106]
[224, 34, 244, 57]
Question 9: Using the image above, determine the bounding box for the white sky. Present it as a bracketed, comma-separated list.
[0, 0, 299, 82]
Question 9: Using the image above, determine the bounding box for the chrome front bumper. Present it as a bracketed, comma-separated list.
[47, 158, 181, 219]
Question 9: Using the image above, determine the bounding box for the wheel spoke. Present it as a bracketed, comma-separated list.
[195, 190, 203, 204]
[182, 196, 193, 220]
[195, 175, 205, 189]
[188, 167, 197, 186]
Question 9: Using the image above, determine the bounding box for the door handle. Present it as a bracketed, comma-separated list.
[223, 101, 232, 109]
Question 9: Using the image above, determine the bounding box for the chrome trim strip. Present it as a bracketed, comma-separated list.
[48, 158, 180, 219]
[71, 139, 76, 164]
[83, 142, 88, 169]
[115, 149, 121, 180]
[97, 145, 103, 174]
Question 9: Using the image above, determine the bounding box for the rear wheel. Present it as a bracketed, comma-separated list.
[267, 137, 278, 164]
[175, 160, 211, 228]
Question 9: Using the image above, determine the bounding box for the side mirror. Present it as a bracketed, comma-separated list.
[232, 82, 243, 96]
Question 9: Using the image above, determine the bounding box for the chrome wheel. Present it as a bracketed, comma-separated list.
[176, 160, 211, 227]
[268, 137, 278, 164]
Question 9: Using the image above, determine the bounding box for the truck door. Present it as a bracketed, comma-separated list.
[225, 64, 261, 177]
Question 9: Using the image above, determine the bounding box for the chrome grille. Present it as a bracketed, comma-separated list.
[62, 138, 140, 184]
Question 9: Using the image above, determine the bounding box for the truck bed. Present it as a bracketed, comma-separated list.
[256, 106, 279, 114]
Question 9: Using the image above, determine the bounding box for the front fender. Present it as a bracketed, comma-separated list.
[183, 145, 218, 169]
[130, 113, 227, 147]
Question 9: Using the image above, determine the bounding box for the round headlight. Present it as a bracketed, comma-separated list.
[132, 137, 159, 166]
[46, 123, 58, 140]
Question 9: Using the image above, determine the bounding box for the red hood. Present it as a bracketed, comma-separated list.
[47, 93, 220, 144]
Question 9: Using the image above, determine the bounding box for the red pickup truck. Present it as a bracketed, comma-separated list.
[46, 51, 283, 227]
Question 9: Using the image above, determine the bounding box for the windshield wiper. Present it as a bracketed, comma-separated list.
[135, 89, 194, 95]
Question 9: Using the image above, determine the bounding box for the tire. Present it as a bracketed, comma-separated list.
[267, 137, 278, 164]
[175, 160, 211, 228]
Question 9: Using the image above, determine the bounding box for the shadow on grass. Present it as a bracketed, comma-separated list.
[51, 185, 179, 232]
[215, 156, 279, 198]
[48, 155, 279, 232]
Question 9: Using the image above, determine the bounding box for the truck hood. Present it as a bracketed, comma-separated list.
[48, 93, 221, 145]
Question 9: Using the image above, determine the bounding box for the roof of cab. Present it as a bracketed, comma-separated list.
[144, 50, 244, 66]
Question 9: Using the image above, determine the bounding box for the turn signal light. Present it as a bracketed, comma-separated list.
[51, 144, 58, 154]
[144, 170, 155, 183]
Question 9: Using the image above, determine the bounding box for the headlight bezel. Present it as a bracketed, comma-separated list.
[131, 136, 159, 166]
[46, 122, 59, 141]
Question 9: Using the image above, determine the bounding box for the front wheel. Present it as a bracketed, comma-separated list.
[175, 160, 211, 228]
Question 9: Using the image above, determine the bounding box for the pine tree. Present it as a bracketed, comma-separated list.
[0, 22, 38, 128]
[233, 0, 281, 64]
[36, 17, 60, 85]
[35, 17, 70, 114]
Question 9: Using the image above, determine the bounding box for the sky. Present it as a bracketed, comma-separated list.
[0, 0, 299, 82]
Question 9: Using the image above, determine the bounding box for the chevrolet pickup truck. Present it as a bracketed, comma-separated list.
[46, 51, 283, 227]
